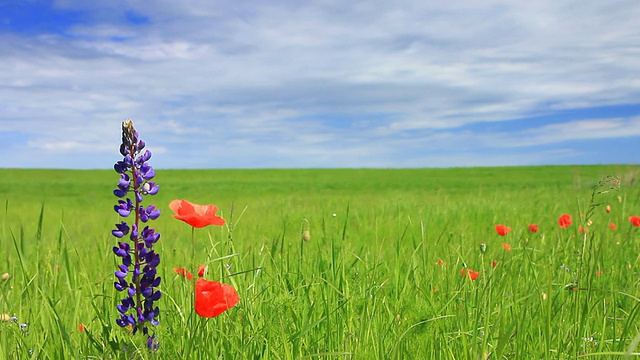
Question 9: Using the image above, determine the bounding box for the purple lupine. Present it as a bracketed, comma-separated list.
[112, 120, 161, 349]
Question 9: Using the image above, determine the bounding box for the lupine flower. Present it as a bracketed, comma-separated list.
[528, 224, 538, 233]
[169, 199, 225, 228]
[112, 120, 162, 349]
[629, 215, 640, 227]
[558, 214, 572, 228]
[495, 224, 511, 236]
[194, 278, 240, 318]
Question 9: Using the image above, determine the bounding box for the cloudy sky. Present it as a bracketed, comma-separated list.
[1, 1, 639, 169]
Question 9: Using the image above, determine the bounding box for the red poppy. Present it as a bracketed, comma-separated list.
[528, 224, 538, 233]
[195, 278, 239, 318]
[609, 222, 617, 230]
[629, 215, 640, 227]
[436, 259, 443, 266]
[197, 265, 207, 278]
[502, 243, 512, 252]
[579, 225, 585, 234]
[460, 268, 480, 281]
[491, 260, 498, 267]
[174, 267, 194, 280]
[558, 214, 572, 228]
[78, 323, 86, 333]
[495, 224, 511, 236]
[169, 199, 225, 228]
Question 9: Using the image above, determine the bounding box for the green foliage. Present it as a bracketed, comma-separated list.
[0, 165, 639, 358]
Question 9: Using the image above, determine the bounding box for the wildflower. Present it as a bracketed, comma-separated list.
[112, 120, 162, 348]
[629, 215, 640, 227]
[302, 230, 311, 242]
[197, 265, 207, 278]
[479, 243, 487, 254]
[436, 259, 443, 266]
[194, 278, 240, 318]
[174, 267, 194, 280]
[502, 243, 512, 252]
[169, 199, 225, 228]
[528, 224, 538, 233]
[579, 225, 585, 234]
[495, 224, 511, 236]
[78, 323, 87, 333]
[609, 223, 617, 230]
[558, 214, 572, 228]
[491, 260, 498, 267]
[460, 268, 480, 281]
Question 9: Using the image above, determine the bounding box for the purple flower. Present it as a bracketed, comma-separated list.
[112, 120, 162, 349]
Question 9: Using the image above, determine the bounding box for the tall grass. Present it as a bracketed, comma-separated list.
[0, 165, 639, 358]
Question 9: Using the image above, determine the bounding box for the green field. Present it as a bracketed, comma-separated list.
[1, 165, 640, 359]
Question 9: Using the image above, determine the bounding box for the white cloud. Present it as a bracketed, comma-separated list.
[0, 0, 639, 168]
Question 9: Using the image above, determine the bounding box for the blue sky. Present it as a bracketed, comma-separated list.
[1, 0, 639, 169]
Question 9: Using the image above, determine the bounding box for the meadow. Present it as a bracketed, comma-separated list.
[1, 165, 640, 359]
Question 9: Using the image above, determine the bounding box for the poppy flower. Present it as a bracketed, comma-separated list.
[629, 215, 640, 227]
[197, 265, 207, 278]
[169, 199, 225, 228]
[558, 214, 572, 228]
[491, 260, 498, 267]
[609, 223, 617, 230]
[502, 243, 512, 252]
[78, 323, 87, 333]
[528, 224, 538, 233]
[494, 225, 511, 236]
[460, 268, 480, 281]
[174, 267, 194, 280]
[195, 278, 239, 318]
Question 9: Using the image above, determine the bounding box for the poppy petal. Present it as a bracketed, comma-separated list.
[169, 199, 226, 228]
[195, 278, 239, 318]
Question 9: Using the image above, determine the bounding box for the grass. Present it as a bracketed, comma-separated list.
[0, 165, 639, 359]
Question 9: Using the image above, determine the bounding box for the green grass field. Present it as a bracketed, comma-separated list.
[1, 165, 640, 359]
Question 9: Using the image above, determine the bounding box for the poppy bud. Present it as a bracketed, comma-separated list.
[302, 230, 311, 242]
[479, 243, 487, 254]
[1, 273, 9, 280]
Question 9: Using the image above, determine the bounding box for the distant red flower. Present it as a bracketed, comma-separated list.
[629, 215, 640, 227]
[461, 268, 480, 281]
[197, 265, 207, 278]
[558, 214, 572, 228]
[606, 205, 611, 213]
[195, 278, 239, 318]
[436, 259, 443, 266]
[528, 224, 538, 233]
[491, 260, 498, 267]
[169, 199, 225, 228]
[495, 224, 511, 236]
[609, 222, 617, 230]
[502, 243, 512, 252]
[78, 323, 86, 333]
[174, 267, 194, 280]
[579, 225, 585, 234]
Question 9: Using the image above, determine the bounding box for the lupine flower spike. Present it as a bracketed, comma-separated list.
[112, 120, 162, 350]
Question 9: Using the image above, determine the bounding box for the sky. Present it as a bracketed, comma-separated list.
[1, 0, 639, 169]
